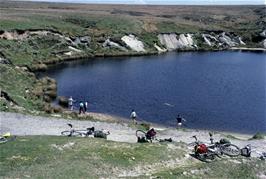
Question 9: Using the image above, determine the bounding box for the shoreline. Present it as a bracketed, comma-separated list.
[46, 109, 264, 137]
[230, 47, 266, 52]
[32, 48, 265, 72]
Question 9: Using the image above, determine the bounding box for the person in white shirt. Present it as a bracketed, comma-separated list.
[130, 109, 137, 124]
[68, 96, 75, 111]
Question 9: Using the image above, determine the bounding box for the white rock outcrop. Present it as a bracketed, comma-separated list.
[218, 32, 238, 47]
[158, 33, 181, 51]
[121, 34, 145, 52]
[260, 30, 266, 38]
[179, 34, 194, 47]
[153, 43, 167, 53]
[103, 39, 128, 51]
[202, 34, 218, 46]
[158, 33, 196, 51]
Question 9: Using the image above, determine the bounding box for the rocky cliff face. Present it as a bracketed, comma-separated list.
[202, 32, 246, 48]
[158, 33, 196, 51]
[103, 39, 128, 52]
[121, 34, 145, 52]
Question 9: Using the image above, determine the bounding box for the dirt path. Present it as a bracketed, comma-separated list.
[1, 112, 265, 157]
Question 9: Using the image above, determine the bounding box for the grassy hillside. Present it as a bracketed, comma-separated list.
[0, 1, 265, 68]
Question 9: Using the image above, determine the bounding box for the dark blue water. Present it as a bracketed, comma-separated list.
[42, 51, 266, 134]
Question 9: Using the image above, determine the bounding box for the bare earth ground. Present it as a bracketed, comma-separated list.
[1, 111, 265, 158]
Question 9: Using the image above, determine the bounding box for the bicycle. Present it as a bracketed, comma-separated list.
[0, 132, 16, 144]
[61, 124, 110, 139]
[189, 135, 219, 162]
[61, 123, 88, 137]
[208, 133, 240, 157]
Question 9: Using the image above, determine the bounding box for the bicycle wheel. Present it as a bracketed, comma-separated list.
[0, 137, 8, 144]
[208, 145, 223, 158]
[76, 130, 94, 137]
[136, 130, 146, 138]
[196, 153, 215, 163]
[61, 131, 82, 137]
[220, 144, 240, 157]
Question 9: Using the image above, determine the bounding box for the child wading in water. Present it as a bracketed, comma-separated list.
[176, 114, 186, 128]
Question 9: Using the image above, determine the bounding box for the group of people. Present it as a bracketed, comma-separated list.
[130, 110, 186, 128]
[68, 96, 88, 114]
[69, 96, 186, 128]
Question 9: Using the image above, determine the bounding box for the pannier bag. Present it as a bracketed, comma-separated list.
[195, 144, 208, 154]
[94, 131, 108, 139]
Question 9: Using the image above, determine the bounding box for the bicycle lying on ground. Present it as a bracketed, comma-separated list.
[0, 132, 16, 144]
[188, 134, 240, 162]
[208, 133, 240, 157]
[61, 123, 110, 139]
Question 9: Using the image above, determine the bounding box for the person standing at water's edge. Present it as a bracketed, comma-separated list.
[176, 114, 186, 128]
[84, 101, 88, 112]
[79, 101, 85, 114]
[68, 96, 75, 111]
[130, 109, 137, 124]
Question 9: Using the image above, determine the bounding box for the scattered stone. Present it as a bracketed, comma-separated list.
[68, 46, 82, 53]
[0, 57, 11, 64]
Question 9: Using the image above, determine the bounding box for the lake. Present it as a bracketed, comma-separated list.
[41, 51, 266, 134]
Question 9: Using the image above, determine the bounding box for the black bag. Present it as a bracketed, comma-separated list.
[94, 131, 107, 139]
[137, 136, 149, 143]
[241, 145, 251, 157]
[219, 138, 230, 144]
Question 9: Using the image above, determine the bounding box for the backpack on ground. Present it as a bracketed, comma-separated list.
[240, 145, 251, 157]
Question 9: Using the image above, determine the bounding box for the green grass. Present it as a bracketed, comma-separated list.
[1, 136, 264, 178]
[0, 64, 44, 112]
[153, 158, 266, 178]
[0, 15, 85, 36]
[0, 136, 185, 178]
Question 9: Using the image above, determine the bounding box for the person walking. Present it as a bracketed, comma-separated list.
[176, 114, 186, 128]
[68, 96, 75, 111]
[130, 109, 137, 124]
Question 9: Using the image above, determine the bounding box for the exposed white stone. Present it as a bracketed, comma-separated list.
[68, 46, 82, 53]
[158, 33, 195, 51]
[260, 30, 266, 38]
[218, 32, 238, 47]
[153, 43, 167, 53]
[179, 34, 194, 47]
[121, 34, 145, 52]
[103, 39, 128, 51]
[202, 34, 218, 46]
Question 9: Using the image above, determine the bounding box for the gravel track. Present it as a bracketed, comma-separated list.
[1, 112, 265, 157]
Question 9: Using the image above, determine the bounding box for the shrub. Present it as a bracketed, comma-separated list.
[250, 133, 265, 140]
